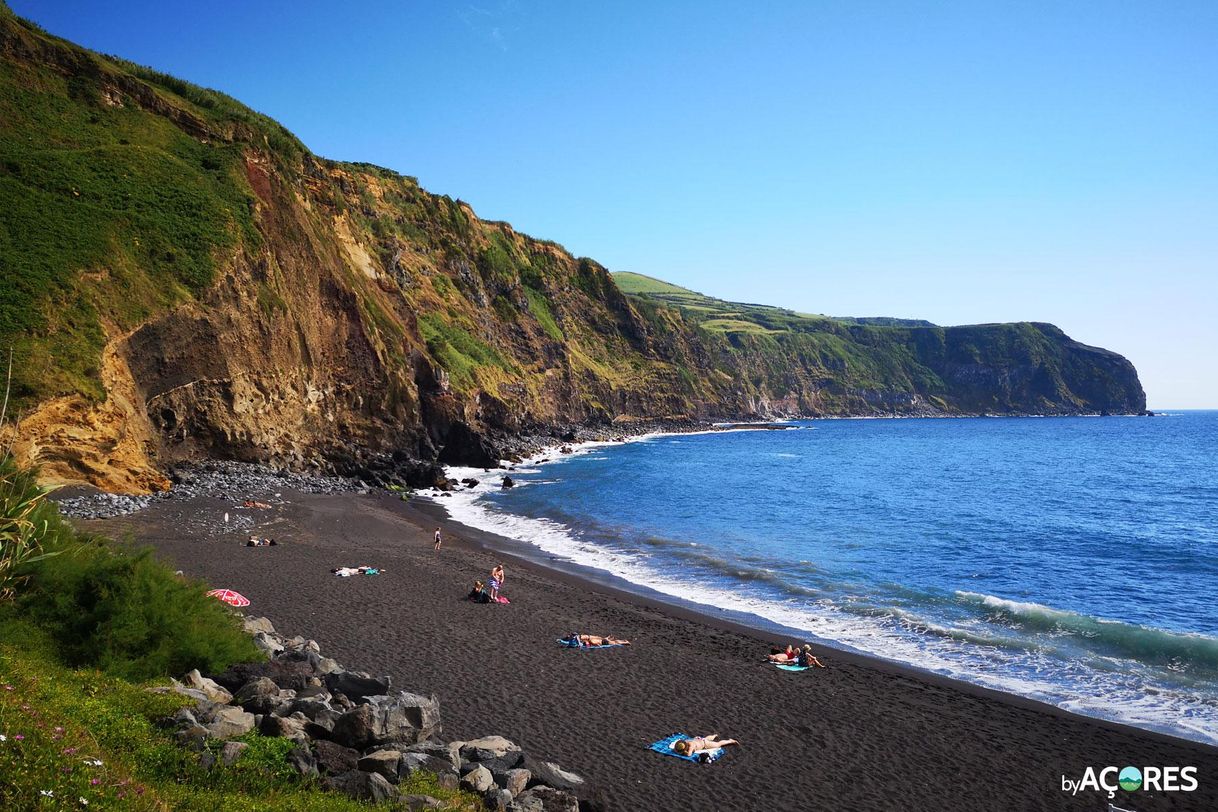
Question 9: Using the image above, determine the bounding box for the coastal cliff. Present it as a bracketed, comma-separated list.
[0, 7, 1146, 492]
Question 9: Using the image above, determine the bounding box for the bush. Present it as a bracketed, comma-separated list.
[17, 540, 260, 681]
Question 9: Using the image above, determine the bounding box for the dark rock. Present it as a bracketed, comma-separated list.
[402, 740, 460, 768]
[400, 752, 459, 781]
[287, 745, 318, 777]
[233, 677, 284, 714]
[435, 772, 459, 790]
[330, 692, 441, 750]
[219, 741, 248, 767]
[313, 739, 360, 775]
[475, 751, 525, 773]
[502, 476, 515, 488]
[259, 713, 307, 740]
[485, 787, 513, 811]
[499, 767, 532, 797]
[357, 749, 403, 783]
[322, 770, 399, 804]
[510, 787, 579, 812]
[175, 725, 210, 751]
[324, 671, 391, 702]
[402, 796, 444, 811]
[461, 764, 495, 793]
[438, 422, 501, 468]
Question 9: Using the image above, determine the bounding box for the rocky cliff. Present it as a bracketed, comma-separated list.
[0, 7, 1146, 492]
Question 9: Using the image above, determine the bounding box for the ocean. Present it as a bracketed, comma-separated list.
[440, 411, 1218, 745]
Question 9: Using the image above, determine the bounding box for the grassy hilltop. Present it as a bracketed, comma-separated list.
[0, 3, 1145, 490]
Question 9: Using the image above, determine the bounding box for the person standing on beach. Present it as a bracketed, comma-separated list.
[434, 527, 442, 552]
[489, 564, 505, 600]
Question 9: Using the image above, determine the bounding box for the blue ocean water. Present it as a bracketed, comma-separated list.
[441, 412, 1218, 744]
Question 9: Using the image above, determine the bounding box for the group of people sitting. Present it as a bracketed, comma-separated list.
[767, 643, 825, 668]
[332, 565, 381, 577]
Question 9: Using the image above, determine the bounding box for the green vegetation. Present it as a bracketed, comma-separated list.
[0, 618, 478, 810]
[0, 12, 271, 407]
[418, 314, 512, 391]
[525, 287, 563, 341]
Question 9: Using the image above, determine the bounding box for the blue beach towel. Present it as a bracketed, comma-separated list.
[774, 663, 809, 672]
[555, 638, 624, 650]
[647, 734, 724, 764]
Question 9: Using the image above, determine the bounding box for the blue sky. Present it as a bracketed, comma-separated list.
[14, 1, 1218, 407]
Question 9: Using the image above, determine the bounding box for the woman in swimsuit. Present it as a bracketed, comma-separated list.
[766, 644, 798, 663]
[578, 635, 631, 646]
[673, 734, 739, 757]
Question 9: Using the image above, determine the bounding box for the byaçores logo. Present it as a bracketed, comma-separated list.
[1061, 765, 1198, 800]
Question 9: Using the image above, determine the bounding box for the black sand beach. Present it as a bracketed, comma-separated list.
[81, 489, 1218, 812]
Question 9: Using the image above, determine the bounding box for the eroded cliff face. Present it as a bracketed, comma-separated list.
[0, 10, 1146, 492]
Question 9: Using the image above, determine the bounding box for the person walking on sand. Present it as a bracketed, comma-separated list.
[489, 564, 505, 601]
[434, 527, 442, 552]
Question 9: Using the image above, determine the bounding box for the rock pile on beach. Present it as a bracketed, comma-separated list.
[55, 460, 368, 520]
[153, 616, 592, 811]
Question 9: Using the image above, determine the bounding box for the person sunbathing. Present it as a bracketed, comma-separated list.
[766, 644, 798, 663]
[673, 734, 739, 757]
[565, 634, 631, 647]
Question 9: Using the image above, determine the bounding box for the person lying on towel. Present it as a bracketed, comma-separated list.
[562, 634, 631, 647]
[673, 734, 740, 761]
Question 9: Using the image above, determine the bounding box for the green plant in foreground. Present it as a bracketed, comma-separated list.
[0, 619, 481, 810]
[0, 456, 61, 603]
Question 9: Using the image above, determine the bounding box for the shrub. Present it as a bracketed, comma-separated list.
[17, 539, 260, 681]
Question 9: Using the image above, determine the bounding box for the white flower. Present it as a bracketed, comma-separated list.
[79, 798, 89, 806]
[82, 758, 103, 767]
[0, 734, 6, 742]
[40, 789, 54, 797]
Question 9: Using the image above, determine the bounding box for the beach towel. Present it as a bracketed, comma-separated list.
[333, 566, 381, 577]
[493, 595, 510, 604]
[556, 638, 624, 649]
[647, 734, 724, 764]
[774, 663, 809, 672]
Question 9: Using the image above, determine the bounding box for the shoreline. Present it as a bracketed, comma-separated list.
[414, 495, 1218, 756]
[78, 481, 1218, 811]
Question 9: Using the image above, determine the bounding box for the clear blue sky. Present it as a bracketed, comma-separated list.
[14, 1, 1218, 408]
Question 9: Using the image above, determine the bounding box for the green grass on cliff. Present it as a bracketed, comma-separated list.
[0, 13, 265, 407]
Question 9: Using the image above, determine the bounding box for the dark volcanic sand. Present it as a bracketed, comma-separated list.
[83, 490, 1218, 812]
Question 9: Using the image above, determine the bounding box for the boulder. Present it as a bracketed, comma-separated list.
[252, 632, 284, 656]
[509, 787, 579, 812]
[219, 741, 248, 767]
[242, 616, 276, 636]
[322, 770, 399, 804]
[259, 713, 307, 740]
[499, 768, 532, 797]
[175, 725, 210, 751]
[324, 671, 391, 702]
[485, 787, 513, 811]
[402, 740, 461, 770]
[437, 422, 501, 468]
[181, 669, 233, 704]
[400, 752, 459, 781]
[460, 764, 495, 794]
[329, 692, 440, 750]
[459, 735, 521, 760]
[502, 476, 515, 489]
[313, 740, 360, 775]
[317, 657, 342, 675]
[357, 749, 403, 783]
[402, 796, 445, 811]
[199, 705, 255, 739]
[287, 745, 318, 777]
[233, 677, 284, 714]
[477, 752, 525, 775]
[524, 759, 586, 794]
